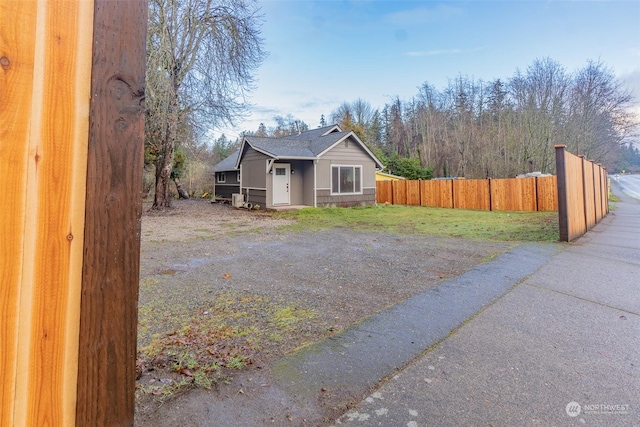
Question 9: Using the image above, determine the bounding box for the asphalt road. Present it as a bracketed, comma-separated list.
[613, 174, 640, 199]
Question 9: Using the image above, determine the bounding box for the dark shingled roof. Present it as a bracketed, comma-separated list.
[244, 130, 351, 158]
[212, 149, 240, 172]
[211, 124, 383, 171]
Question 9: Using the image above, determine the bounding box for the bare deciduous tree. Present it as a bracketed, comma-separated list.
[373, 58, 636, 178]
[146, 0, 265, 209]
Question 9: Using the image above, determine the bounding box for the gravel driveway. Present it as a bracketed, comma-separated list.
[135, 200, 512, 425]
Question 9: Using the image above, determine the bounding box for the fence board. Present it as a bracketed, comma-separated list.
[392, 180, 407, 205]
[406, 180, 421, 205]
[0, 2, 38, 424]
[599, 167, 609, 217]
[594, 166, 602, 222]
[420, 180, 453, 208]
[582, 159, 596, 229]
[1, 1, 94, 425]
[376, 180, 393, 204]
[453, 179, 490, 210]
[490, 177, 537, 211]
[566, 153, 587, 240]
[536, 176, 558, 211]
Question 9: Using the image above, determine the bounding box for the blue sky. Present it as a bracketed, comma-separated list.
[215, 0, 640, 140]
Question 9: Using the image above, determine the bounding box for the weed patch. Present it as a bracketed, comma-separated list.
[136, 291, 325, 399]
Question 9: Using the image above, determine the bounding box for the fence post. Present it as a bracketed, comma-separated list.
[534, 177, 540, 212]
[555, 145, 569, 242]
[488, 178, 493, 211]
[450, 179, 455, 209]
[74, 1, 146, 425]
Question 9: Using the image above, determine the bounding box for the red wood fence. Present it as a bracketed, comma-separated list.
[377, 176, 558, 212]
[555, 145, 608, 242]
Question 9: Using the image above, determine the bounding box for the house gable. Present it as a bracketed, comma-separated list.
[316, 132, 384, 169]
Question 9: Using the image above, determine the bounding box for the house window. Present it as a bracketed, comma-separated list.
[331, 165, 362, 194]
[217, 172, 226, 183]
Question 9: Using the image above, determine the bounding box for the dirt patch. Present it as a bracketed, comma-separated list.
[135, 199, 512, 426]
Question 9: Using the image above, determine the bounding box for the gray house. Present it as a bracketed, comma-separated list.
[212, 148, 241, 200]
[212, 125, 383, 209]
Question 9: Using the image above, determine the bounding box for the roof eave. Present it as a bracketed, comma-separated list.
[273, 156, 316, 160]
[235, 138, 278, 169]
[320, 124, 342, 136]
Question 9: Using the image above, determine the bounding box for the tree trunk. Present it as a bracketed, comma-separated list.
[151, 87, 178, 210]
[173, 177, 189, 199]
[153, 154, 173, 209]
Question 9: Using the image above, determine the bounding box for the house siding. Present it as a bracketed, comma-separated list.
[214, 183, 240, 199]
[241, 147, 269, 190]
[303, 162, 315, 206]
[317, 138, 377, 189]
[316, 188, 376, 207]
[245, 189, 266, 207]
[287, 160, 314, 206]
[315, 136, 377, 206]
[214, 171, 240, 199]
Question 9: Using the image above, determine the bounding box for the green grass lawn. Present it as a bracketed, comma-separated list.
[274, 205, 559, 242]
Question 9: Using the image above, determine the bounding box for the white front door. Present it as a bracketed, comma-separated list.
[272, 164, 290, 205]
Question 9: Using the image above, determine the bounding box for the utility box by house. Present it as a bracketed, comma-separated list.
[232, 193, 244, 208]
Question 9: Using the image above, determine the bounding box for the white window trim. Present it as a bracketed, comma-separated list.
[330, 165, 363, 196]
[217, 172, 226, 183]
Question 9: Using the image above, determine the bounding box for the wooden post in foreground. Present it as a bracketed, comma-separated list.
[0, 1, 146, 425]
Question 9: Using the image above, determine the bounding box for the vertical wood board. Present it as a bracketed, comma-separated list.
[566, 152, 587, 241]
[594, 166, 603, 222]
[490, 178, 537, 211]
[75, 0, 146, 425]
[536, 176, 558, 211]
[0, 2, 38, 424]
[583, 160, 596, 229]
[1, 0, 94, 425]
[406, 180, 421, 206]
[453, 179, 490, 210]
[420, 180, 453, 208]
[392, 180, 407, 205]
[376, 181, 392, 204]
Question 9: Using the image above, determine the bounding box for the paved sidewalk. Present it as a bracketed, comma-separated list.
[330, 183, 640, 427]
